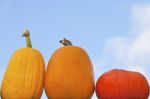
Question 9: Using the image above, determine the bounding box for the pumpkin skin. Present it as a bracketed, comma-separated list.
[96, 69, 150, 99]
[1, 31, 45, 99]
[45, 45, 95, 99]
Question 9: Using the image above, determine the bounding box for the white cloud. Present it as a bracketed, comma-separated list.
[102, 4, 150, 83]
[132, 5, 150, 26]
[105, 29, 150, 68]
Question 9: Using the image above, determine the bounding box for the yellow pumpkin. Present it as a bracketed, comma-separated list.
[1, 30, 45, 99]
[45, 38, 95, 99]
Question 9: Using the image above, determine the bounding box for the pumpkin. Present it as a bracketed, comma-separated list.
[96, 69, 150, 99]
[45, 38, 95, 99]
[1, 30, 45, 99]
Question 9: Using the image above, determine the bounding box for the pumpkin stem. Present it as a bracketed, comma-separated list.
[59, 38, 73, 46]
[22, 30, 32, 48]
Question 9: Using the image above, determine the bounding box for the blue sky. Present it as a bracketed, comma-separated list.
[0, 0, 150, 99]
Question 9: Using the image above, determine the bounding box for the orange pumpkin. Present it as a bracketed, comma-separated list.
[96, 69, 150, 99]
[45, 38, 95, 99]
[1, 30, 45, 99]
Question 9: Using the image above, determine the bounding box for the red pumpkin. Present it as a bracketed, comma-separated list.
[96, 69, 150, 99]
